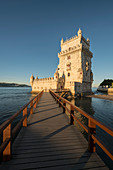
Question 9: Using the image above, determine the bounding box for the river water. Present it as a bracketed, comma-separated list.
[0, 87, 33, 124]
[0, 87, 113, 169]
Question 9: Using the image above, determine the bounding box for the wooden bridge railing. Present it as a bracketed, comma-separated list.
[0, 90, 43, 161]
[50, 90, 113, 161]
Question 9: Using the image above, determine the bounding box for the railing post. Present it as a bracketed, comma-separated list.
[63, 101, 66, 113]
[88, 119, 96, 152]
[30, 101, 33, 114]
[70, 106, 74, 125]
[59, 98, 61, 107]
[3, 124, 12, 161]
[53, 94, 55, 100]
[36, 96, 38, 105]
[23, 106, 27, 127]
[56, 97, 58, 103]
[34, 98, 37, 109]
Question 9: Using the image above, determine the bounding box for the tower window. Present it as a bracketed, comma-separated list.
[68, 73, 70, 77]
[67, 56, 71, 60]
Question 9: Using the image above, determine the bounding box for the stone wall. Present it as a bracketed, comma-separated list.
[32, 78, 57, 92]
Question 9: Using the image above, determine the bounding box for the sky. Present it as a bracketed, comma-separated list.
[0, 0, 113, 87]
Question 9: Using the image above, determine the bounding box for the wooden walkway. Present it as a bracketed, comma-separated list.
[1, 92, 108, 170]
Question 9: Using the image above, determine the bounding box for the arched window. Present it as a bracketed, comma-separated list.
[68, 73, 70, 77]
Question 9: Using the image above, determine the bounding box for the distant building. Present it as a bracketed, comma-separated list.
[97, 79, 113, 93]
[30, 28, 93, 95]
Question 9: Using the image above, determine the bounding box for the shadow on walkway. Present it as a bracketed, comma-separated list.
[34, 106, 60, 114]
[28, 112, 63, 126]
[38, 103, 56, 108]
[44, 124, 70, 139]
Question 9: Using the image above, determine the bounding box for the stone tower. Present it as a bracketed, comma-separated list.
[57, 28, 93, 95]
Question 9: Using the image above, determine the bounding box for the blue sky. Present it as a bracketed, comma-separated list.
[0, 0, 113, 87]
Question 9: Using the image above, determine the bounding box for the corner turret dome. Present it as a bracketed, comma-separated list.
[30, 74, 35, 86]
[61, 38, 64, 45]
[35, 76, 38, 80]
[78, 28, 82, 36]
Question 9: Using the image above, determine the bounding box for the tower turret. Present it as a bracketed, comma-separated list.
[61, 38, 64, 48]
[77, 28, 82, 37]
[35, 76, 38, 80]
[54, 69, 59, 81]
[30, 74, 35, 86]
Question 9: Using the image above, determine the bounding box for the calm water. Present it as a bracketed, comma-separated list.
[0, 87, 33, 124]
[0, 87, 113, 168]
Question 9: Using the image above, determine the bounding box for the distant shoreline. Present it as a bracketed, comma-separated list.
[0, 83, 31, 88]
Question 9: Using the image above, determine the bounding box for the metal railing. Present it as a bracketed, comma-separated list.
[50, 90, 113, 160]
[0, 90, 43, 161]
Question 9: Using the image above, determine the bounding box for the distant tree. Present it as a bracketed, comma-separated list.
[100, 79, 113, 87]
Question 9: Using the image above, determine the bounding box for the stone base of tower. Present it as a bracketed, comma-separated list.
[68, 82, 93, 97]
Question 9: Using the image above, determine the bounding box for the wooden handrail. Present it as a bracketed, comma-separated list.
[50, 90, 113, 160]
[0, 90, 43, 161]
[0, 93, 41, 134]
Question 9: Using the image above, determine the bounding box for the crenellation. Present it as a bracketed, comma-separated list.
[59, 44, 82, 57]
[63, 35, 78, 45]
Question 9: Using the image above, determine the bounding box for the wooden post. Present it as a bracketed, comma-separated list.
[30, 101, 33, 114]
[23, 107, 27, 127]
[63, 101, 66, 113]
[53, 94, 55, 100]
[59, 99, 61, 107]
[70, 106, 74, 125]
[88, 119, 96, 152]
[3, 124, 12, 161]
[56, 97, 58, 103]
[36, 96, 39, 105]
[34, 98, 37, 109]
[37, 96, 39, 102]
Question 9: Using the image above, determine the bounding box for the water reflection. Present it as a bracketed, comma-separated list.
[74, 97, 95, 115]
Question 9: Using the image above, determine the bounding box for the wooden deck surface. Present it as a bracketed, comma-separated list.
[1, 92, 108, 170]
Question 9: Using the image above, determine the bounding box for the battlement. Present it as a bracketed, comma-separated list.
[61, 29, 90, 52]
[63, 35, 78, 45]
[35, 77, 54, 81]
[58, 44, 82, 57]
